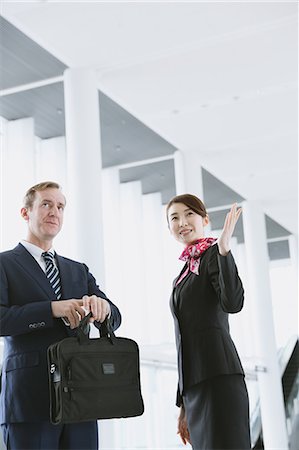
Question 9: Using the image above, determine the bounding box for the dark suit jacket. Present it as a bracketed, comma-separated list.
[0, 243, 121, 424]
[170, 244, 245, 407]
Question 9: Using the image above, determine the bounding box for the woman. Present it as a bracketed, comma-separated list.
[167, 194, 251, 449]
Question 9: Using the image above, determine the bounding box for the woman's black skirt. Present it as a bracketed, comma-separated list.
[183, 374, 251, 450]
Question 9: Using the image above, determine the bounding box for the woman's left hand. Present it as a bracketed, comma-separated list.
[177, 406, 191, 445]
[218, 203, 242, 256]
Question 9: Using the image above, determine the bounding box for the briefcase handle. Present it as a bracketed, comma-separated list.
[77, 312, 116, 345]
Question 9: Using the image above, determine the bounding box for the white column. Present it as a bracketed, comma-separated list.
[242, 201, 288, 449]
[35, 136, 67, 186]
[269, 235, 298, 349]
[173, 150, 186, 194]
[119, 180, 146, 344]
[63, 68, 105, 285]
[0, 117, 36, 251]
[174, 148, 213, 235]
[101, 167, 122, 303]
[288, 234, 298, 269]
[288, 235, 298, 338]
[182, 148, 204, 199]
[230, 242, 254, 359]
[35, 136, 69, 254]
[142, 192, 173, 344]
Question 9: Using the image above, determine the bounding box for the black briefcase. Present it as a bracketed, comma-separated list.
[47, 313, 144, 424]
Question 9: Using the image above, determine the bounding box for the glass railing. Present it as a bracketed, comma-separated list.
[248, 335, 298, 448]
[285, 369, 299, 443]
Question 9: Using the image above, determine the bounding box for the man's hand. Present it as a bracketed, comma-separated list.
[177, 405, 191, 445]
[51, 299, 85, 329]
[82, 295, 111, 323]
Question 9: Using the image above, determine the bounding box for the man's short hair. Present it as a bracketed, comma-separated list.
[23, 181, 63, 209]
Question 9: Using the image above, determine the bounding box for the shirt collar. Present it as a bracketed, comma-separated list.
[21, 240, 55, 259]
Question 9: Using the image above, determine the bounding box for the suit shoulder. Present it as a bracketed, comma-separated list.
[201, 242, 218, 261]
[199, 243, 219, 274]
[57, 255, 88, 269]
[0, 247, 18, 260]
[0, 250, 12, 258]
[57, 255, 81, 264]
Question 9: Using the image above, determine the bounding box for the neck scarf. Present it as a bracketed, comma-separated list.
[176, 237, 217, 285]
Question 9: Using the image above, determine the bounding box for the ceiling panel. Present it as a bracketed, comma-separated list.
[203, 168, 291, 243]
[99, 91, 176, 167]
[265, 216, 291, 239]
[0, 82, 65, 138]
[268, 240, 290, 260]
[0, 16, 67, 90]
[202, 167, 244, 208]
[119, 160, 176, 204]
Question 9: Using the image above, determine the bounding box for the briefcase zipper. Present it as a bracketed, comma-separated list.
[64, 384, 136, 394]
[63, 385, 100, 401]
[63, 386, 74, 400]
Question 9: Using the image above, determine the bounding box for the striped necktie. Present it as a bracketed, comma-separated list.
[42, 251, 62, 299]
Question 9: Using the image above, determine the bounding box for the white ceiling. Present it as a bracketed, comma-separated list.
[2, 1, 298, 235]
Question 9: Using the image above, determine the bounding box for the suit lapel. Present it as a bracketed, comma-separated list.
[12, 244, 55, 299]
[170, 263, 191, 320]
[171, 246, 214, 314]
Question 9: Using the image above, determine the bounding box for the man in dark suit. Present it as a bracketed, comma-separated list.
[0, 181, 121, 449]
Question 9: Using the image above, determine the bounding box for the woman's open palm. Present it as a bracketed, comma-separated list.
[218, 203, 242, 256]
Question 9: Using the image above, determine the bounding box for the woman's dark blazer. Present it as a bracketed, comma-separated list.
[170, 243, 245, 407]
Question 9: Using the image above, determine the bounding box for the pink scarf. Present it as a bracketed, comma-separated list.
[176, 237, 217, 285]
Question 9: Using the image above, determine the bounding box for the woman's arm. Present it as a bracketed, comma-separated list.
[208, 204, 244, 313]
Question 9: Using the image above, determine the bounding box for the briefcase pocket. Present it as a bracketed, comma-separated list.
[67, 352, 138, 387]
[62, 383, 143, 422]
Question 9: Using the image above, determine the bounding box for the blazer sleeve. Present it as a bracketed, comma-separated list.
[176, 384, 183, 408]
[207, 246, 244, 313]
[84, 264, 122, 332]
[0, 260, 54, 336]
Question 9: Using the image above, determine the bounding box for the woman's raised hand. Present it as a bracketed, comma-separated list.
[217, 203, 242, 256]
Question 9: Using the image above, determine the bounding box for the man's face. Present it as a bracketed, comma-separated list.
[21, 188, 66, 247]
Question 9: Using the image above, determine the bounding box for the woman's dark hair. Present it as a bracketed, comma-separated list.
[166, 194, 207, 223]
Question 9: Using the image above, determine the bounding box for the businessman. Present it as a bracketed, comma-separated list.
[0, 181, 122, 449]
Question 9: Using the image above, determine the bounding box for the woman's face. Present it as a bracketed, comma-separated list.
[168, 202, 209, 246]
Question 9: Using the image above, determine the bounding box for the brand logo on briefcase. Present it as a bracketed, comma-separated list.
[102, 363, 115, 374]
